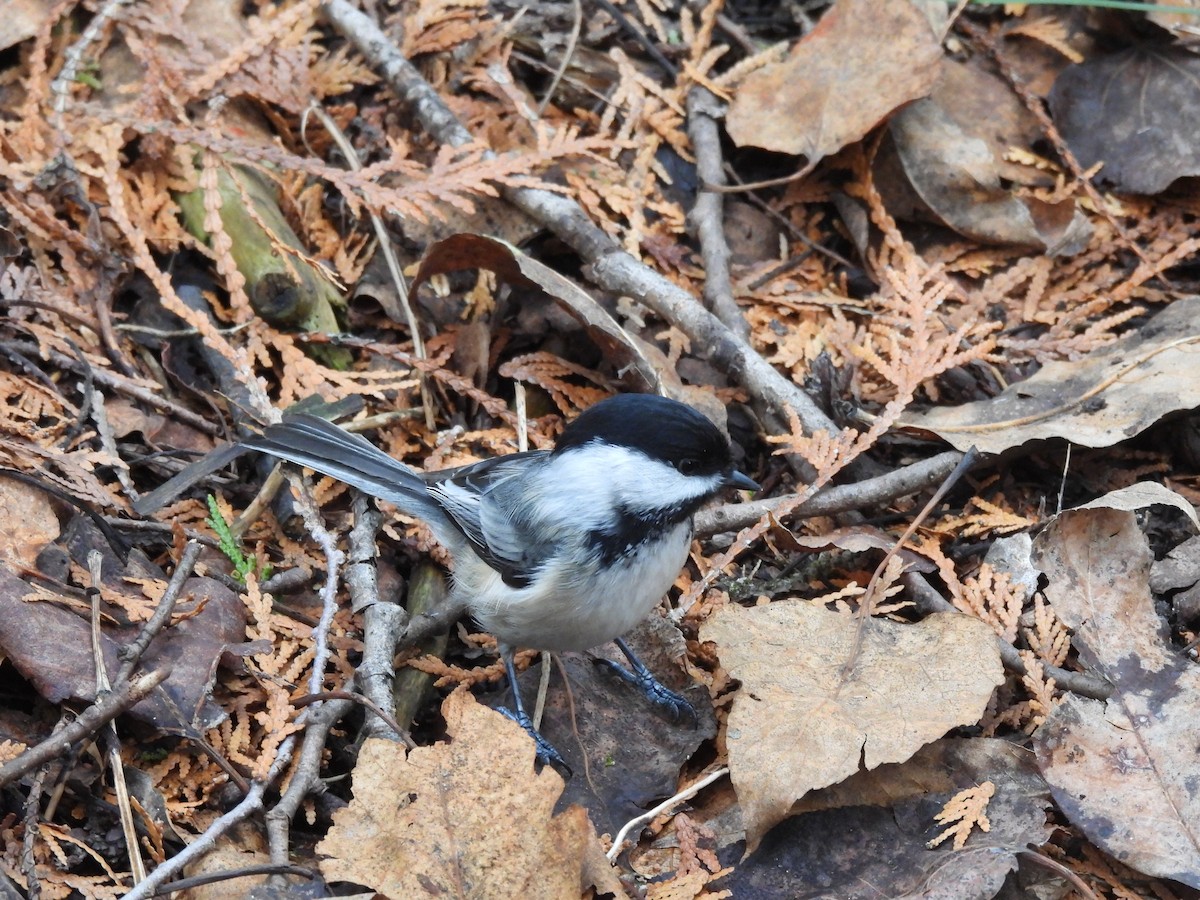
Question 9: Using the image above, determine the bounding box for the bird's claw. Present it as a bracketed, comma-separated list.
[594, 657, 698, 726]
[498, 706, 571, 773]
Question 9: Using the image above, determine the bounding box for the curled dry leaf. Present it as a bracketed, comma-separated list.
[1032, 498, 1200, 887]
[725, 0, 943, 163]
[880, 98, 1091, 255]
[492, 617, 717, 837]
[411, 233, 663, 391]
[930, 58, 1046, 187]
[317, 690, 626, 899]
[702, 602, 1003, 853]
[899, 296, 1200, 454]
[716, 737, 1046, 898]
[1049, 45, 1200, 195]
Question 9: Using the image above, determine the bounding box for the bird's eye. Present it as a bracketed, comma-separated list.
[678, 458, 700, 476]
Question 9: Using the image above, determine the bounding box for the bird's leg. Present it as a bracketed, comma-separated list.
[497, 651, 570, 772]
[596, 637, 697, 725]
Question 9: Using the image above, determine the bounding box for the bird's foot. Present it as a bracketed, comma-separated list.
[594, 657, 698, 726]
[497, 706, 571, 774]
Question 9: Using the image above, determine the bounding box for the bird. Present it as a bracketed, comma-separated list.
[239, 393, 758, 766]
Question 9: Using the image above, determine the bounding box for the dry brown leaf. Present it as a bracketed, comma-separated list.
[1049, 45, 1200, 195]
[0, 0, 56, 52]
[412, 233, 664, 392]
[0, 477, 59, 568]
[1032, 502, 1200, 887]
[900, 296, 1200, 454]
[880, 97, 1091, 254]
[317, 690, 625, 899]
[702, 603, 1003, 852]
[725, 0, 942, 162]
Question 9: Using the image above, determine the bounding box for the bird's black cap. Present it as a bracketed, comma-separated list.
[555, 393, 735, 478]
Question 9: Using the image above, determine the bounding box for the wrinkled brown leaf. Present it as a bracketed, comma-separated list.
[0, 0, 56, 52]
[1049, 45, 1200, 195]
[1032, 502, 1200, 887]
[930, 58, 1046, 186]
[725, 0, 943, 162]
[716, 737, 1051, 896]
[0, 565, 243, 730]
[495, 616, 716, 836]
[900, 296, 1200, 453]
[702, 603, 1003, 852]
[318, 691, 625, 899]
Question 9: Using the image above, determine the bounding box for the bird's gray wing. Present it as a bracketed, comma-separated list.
[428, 452, 555, 588]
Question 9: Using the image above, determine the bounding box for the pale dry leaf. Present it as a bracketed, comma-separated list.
[900, 296, 1200, 454]
[701, 603, 1004, 851]
[1032, 505, 1200, 887]
[0, 478, 59, 568]
[317, 690, 625, 899]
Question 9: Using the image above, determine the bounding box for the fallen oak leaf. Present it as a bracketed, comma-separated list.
[899, 297, 1200, 454]
[317, 690, 625, 899]
[702, 602, 1003, 853]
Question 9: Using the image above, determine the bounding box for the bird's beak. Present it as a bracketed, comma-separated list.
[726, 470, 759, 492]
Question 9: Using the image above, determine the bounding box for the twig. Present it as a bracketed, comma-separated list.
[0, 337, 220, 435]
[293, 690, 412, 746]
[536, 0, 583, 115]
[150, 864, 316, 896]
[904, 571, 1111, 700]
[21, 743, 55, 900]
[320, 0, 835, 437]
[696, 451, 964, 535]
[347, 494, 407, 742]
[686, 86, 749, 339]
[397, 594, 469, 648]
[607, 766, 729, 860]
[117, 541, 203, 684]
[87, 552, 146, 884]
[392, 563, 453, 730]
[49, 0, 135, 131]
[122, 772, 273, 900]
[839, 450, 979, 686]
[265, 696, 356, 866]
[591, 0, 678, 80]
[303, 101, 436, 431]
[287, 478, 346, 698]
[0, 669, 170, 788]
[90, 388, 139, 501]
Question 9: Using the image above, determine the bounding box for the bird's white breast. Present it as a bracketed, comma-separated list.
[457, 520, 693, 652]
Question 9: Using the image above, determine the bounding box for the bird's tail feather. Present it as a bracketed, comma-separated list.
[241, 414, 441, 517]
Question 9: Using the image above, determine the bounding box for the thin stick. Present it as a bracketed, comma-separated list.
[687, 86, 748, 338]
[0, 669, 170, 788]
[838, 449, 979, 687]
[87, 553, 146, 884]
[320, 0, 835, 437]
[607, 767, 729, 860]
[303, 101, 436, 430]
[118, 541, 203, 683]
[535, 0, 582, 116]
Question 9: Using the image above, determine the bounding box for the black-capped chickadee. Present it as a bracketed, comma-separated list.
[240, 393, 758, 766]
